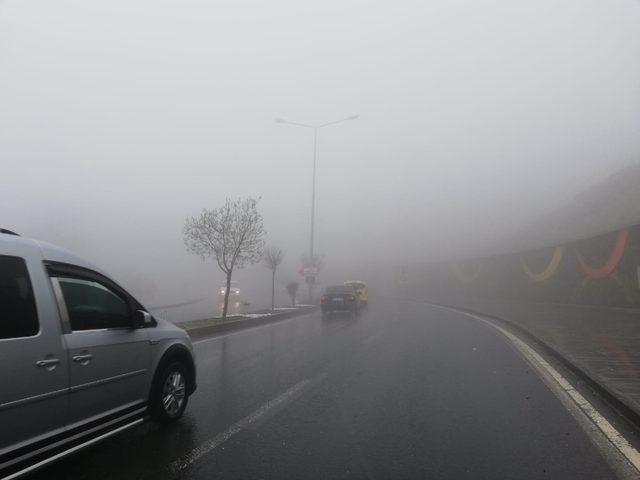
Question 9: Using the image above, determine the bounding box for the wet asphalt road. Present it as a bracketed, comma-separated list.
[31, 300, 618, 480]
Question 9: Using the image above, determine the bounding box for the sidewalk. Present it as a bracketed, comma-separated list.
[447, 298, 640, 417]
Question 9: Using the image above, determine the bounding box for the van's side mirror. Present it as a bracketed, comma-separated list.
[133, 310, 153, 329]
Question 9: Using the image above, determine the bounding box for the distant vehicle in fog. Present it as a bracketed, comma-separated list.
[321, 284, 361, 318]
[344, 280, 368, 307]
[0, 230, 197, 479]
[217, 281, 246, 316]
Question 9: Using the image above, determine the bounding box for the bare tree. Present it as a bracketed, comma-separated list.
[183, 197, 265, 320]
[264, 246, 284, 311]
[286, 281, 299, 307]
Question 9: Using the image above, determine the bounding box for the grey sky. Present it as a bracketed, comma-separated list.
[2, 0, 640, 315]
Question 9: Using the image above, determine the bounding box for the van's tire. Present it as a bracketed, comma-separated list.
[150, 361, 189, 423]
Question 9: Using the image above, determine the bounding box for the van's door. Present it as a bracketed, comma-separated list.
[48, 267, 151, 428]
[0, 254, 69, 464]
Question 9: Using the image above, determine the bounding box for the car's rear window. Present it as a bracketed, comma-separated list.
[326, 285, 354, 294]
[0, 255, 39, 339]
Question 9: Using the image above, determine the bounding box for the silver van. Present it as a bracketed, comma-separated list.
[0, 230, 197, 479]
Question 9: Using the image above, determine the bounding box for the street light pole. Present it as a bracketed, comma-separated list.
[276, 115, 358, 302]
[310, 127, 317, 261]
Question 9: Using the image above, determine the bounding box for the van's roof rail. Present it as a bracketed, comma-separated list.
[0, 228, 20, 236]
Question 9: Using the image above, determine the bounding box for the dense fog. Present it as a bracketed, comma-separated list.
[2, 0, 640, 319]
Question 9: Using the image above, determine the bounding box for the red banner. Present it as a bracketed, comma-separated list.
[576, 230, 628, 279]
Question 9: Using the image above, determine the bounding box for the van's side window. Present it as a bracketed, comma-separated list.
[0, 256, 39, 339]
[57, 277, 131, 331]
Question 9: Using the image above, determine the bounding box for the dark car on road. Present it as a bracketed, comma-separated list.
[321, 285, 361, 318]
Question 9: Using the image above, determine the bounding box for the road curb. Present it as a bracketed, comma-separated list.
[184, 307, 318, 341]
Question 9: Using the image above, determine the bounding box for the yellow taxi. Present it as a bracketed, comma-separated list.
[344, 280, 368, 306]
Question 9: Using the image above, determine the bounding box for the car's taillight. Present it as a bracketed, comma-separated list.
[321, 295, 329, 302]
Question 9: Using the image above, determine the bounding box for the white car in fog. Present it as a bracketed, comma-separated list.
[0, 229, 197, 479]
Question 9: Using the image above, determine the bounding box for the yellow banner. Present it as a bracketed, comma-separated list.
[520, 246, 564, 283]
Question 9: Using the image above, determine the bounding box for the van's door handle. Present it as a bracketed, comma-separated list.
[72, 354, 93, 365]
[36, 358, 60, 370]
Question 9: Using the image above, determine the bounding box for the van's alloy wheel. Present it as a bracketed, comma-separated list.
[151, 361, 189, 422]
[162, 371, 186, 416]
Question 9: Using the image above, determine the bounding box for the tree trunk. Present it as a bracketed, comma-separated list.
[271, 270, 276, 311]
[222, 271, 232, 320]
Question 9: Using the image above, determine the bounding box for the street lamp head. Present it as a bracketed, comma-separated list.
[275, 118, 286, 124]
[347, 114, 359, 121]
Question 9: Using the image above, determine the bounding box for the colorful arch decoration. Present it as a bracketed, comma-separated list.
[520, 246, 564, 283]
[451, 261, 483, 284]
[576, 229, 629, 279]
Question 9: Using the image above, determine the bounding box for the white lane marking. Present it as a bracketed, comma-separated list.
[192, 312, 315, 345]
[168, 372, 326, 473]
[443, 307, 640, 474]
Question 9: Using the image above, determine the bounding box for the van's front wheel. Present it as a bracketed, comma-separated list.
[150, 361, 189, 422]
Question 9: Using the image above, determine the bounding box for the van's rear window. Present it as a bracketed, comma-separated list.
[0, 256, 39, 339]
